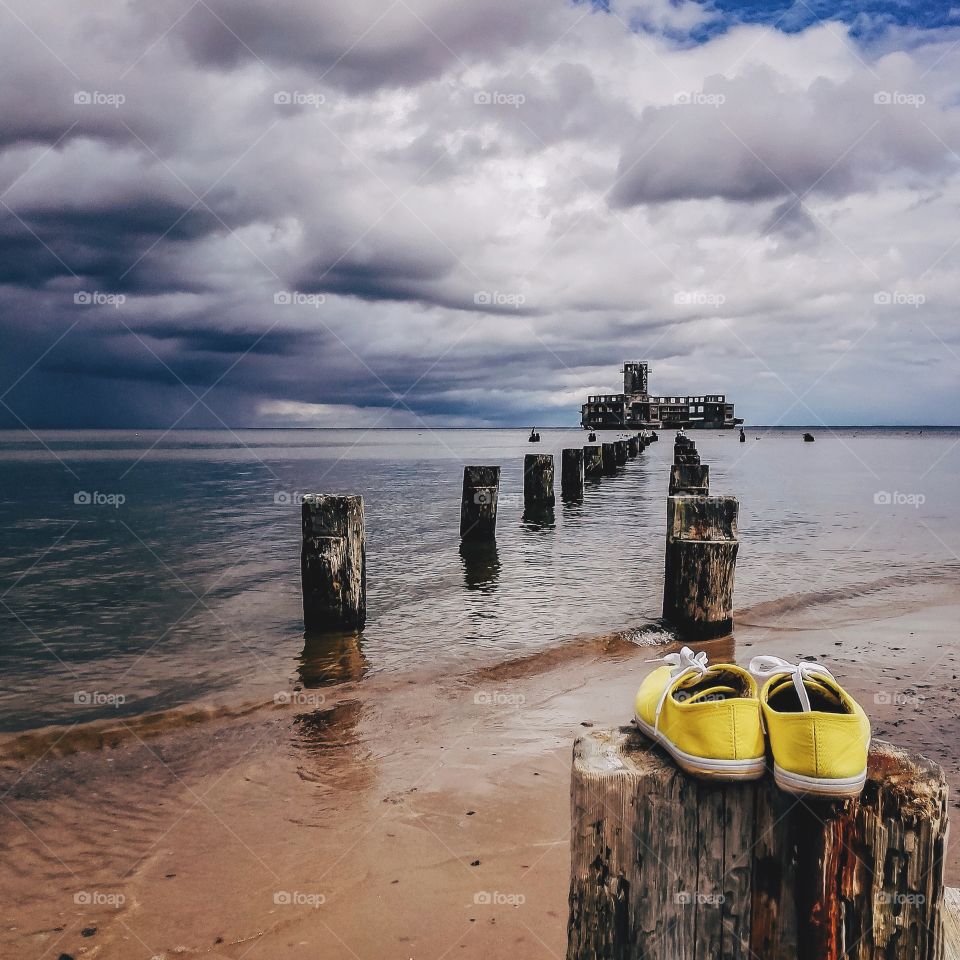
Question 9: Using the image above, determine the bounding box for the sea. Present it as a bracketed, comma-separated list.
[0, 427, 956, 735]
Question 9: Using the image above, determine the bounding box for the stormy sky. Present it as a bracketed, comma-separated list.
[1, 0, 959, 428]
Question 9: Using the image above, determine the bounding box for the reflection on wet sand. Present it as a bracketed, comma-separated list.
[291, 699, 376, 807]
[298, 630, 368, 687]
[458, 540, 501, 592]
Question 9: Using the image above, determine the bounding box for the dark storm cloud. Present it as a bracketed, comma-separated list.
[294, 244, 457, 304]
[165, 0, 565, 91]
[133, 325, 314, 356]
[1, 0, 959, 428]
[0, 202, 218, 290]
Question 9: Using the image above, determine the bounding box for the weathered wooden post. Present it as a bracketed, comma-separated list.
[662, 495, 738, 639]
[568, 728, 948, 960]
[460, 465, 500, 540]
[524, 453, 555, 506]
[614, 440, 628, 465]
[675, 450, 701, 466]
[301, 494, 366, 631]
[601, 442, 617, 475]
[561, 448, 585, 499]
[669, 463, 709, 496]
[583, 446, 603, 478]
[626, 436, 639, 457]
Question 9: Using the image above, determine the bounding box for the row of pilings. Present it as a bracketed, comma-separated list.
[298, 428, 743, 641]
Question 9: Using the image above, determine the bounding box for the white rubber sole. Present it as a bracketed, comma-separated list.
[772, 763, 867, 798]
[633, 714, 766, 781]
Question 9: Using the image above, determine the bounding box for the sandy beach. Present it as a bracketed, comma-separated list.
[2, 569, 959, 960]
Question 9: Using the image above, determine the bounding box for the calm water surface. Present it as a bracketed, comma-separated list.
[0, 427, 957, 731]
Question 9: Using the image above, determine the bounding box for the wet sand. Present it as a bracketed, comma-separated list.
[2, 574, 959, 960]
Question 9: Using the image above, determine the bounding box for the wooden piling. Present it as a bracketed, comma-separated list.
[669, 463, 709, 496]
[601, 442, 617, 475]
[524, 453, 555, 506]
[675, 451, 701, 466]
[567, 728, 948, 960]
[301, 494, 366, 631]
[662, 495, 738, 638]
[626, 436, 639, 458]
[561, 448, 585, 498]
[583, 446, 603, 478]
[460, 465, 500, 540]
[614, 440, 628, 465]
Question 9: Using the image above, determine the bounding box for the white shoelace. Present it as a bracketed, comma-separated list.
[648, 646, 710, 733]
[748, 655, 836, 713]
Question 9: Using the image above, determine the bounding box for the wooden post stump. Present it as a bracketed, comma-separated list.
[601, 442, 618, 475]
[583, 446, 603, 478]
[460, 465, 500, 540]
[568, 727, 949, 960]
[524, 453, 555, 506]
[561, 448, 585, 498]
[301, 494, 366, 631]
[627, 436, 639, 457]
[662, 495, 738, 638]
[675, 451, 701, 466]
[669, 463, 710, 496]
[615, 440, 628, 465]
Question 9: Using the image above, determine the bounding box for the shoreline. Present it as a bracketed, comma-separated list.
[4, 560, 957, 754]
[2, 574, 959, 959]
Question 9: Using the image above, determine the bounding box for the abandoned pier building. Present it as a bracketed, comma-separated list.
[581, 362, 743, 431]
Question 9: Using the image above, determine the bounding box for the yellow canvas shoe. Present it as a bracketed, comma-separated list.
[749, 656, 871, 798]
[634, 646, 765, 781]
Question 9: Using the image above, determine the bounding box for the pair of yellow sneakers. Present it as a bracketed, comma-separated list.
[634, 647, 871, 797]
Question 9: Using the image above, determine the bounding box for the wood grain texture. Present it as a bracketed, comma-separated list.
[601, 443, 617, 475]
[662, 495, 738, 639]
[669, 464, 710, 496]
[567, 727, 948, 960]
[524, 453, 556, 506]
[459, 465, 500, 540]
[301, 494, 366, 631]
[562, 448, 585, 498]
[584, 446, 604, 478]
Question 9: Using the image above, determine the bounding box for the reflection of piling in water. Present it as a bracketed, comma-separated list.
[567, 729, 948, 960]
[522, 503, 555, 529]
[460, 465, 500, 541]
[301, 494, 366, 632]
[298, 630, 367, 687]
[524, 453, 556, 507]
[561, 448, 585, 499]
[662, 495, 738, 639]
[459, 540, 501, 591]
[583, 446, 603, 479]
